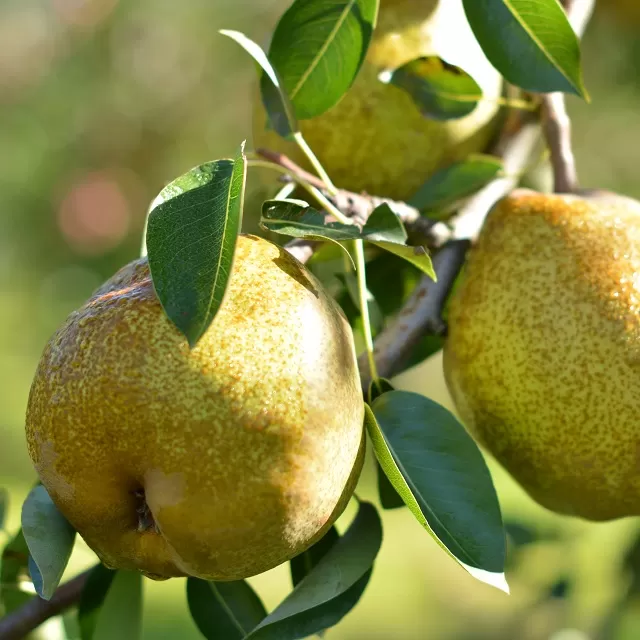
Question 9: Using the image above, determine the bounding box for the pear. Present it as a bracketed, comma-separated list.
[253, 0, 503, 200]
[443, 189, 640, 521]
[25, 234, 365, 580]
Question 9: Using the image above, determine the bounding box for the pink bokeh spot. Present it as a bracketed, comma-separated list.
[57, 171, 131, 255]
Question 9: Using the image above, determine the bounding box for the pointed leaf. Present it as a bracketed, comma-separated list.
[361, 204, 407, 244]
[21, 485, 75, 600]
[261, 198, 358, 267]
[261, 199, 358, 241]
[290, 526, 340, 588]
[146, 144, 246, 348]
[368, 242, 436, 280]
[463, 0, 588, 98]
[220, 30, 298, 139]
[78, 564, 116, 640]
[247, 502, 382, 640]
[409, 155, 504, 211]
[365, 396, 508, 592]
[0, 529, 33, 613]
[385, 56, 483, 121]
[187, 579, 267, 640]
[91, 571, 142, 640]
[268, 0, 379, 119]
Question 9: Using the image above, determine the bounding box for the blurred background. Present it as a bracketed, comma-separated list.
[2, 0, 640, 638]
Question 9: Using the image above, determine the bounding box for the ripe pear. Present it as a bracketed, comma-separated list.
[25, 234, 365, 580]
[443, 189, 640, 521]
[253, 0, 503, 200]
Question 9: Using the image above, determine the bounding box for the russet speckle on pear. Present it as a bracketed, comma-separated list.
[253, 0, 503, 201]
[26, 234, 365, 581]
[444, 189, 640, 521]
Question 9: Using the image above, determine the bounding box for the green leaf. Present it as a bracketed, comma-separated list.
[368, 382, 405, 510]
[146, 145, 247, 348]
[0, 488, 6, 531]
[261, 199, 357, 267]
[367, 377, 395, 405]
[187, 579, 267, 640]
[386, 56, 483, 121]
[78, 564, 116, 640]
[220, 30, 298, 139]
[463, 0, 588, 98]
[409, 155, 504, 211]
[21, 485, 75, 600]
[365, 395, 508, 592]
[290, 526, 340, 588]
[368, 242, 436, 280]
[90, 571, 142, 640]
[268, 0, 379, 119]
[361, 204, 407, 244]
[261, 199, 359, 241]
[0, 529, 33, 613]
[247, 502, 382, 640]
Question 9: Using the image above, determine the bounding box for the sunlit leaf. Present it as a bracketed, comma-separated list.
[268, 0, 379, 119]
[220, 30, 298, 139]
[463, 0, 588, 98]
[146, 144, 246, 348]
[366, 397, 508, 592]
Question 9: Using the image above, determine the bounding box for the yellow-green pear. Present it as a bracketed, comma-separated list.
[444, 189, 640, 521]
[253, 0, 503, 200]
[25, 234, 365, 580]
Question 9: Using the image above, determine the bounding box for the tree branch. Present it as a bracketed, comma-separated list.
[0, 569, 91, 640]
[540, 0, 595, 194]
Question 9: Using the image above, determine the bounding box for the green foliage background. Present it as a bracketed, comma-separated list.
[2, 0, 640, 638]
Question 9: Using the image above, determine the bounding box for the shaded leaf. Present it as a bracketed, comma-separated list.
[365, 396, 508, 592]
[78, 564, 116, 640]
[386, 56, 483, 120]
[409, 155, 504, 211]
[377, 462, 405, 511]
[146, 144, 247, 348]
[92, 571, 142, 640]
[220, 30, 298, 139]
[187, 578, 267, 640]
[0, 488, 6, 531]
[0, 529, 33, 613]
[268, 0, 379, 119]
[21, 485, 75, 600]
[463, 0, 588, 98]
[367, 377, 395, 405]
[247, 502, 382, 640]
[290, 526, 340, 587]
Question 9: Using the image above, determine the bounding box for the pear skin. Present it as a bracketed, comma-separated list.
[252, 0, 503, 201]
[444, 189, 640, 521]
[26, 235, 365, 580]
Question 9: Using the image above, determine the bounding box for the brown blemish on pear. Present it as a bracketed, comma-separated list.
[26, 234, 365, 580]
[444, 189, 640, 521]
